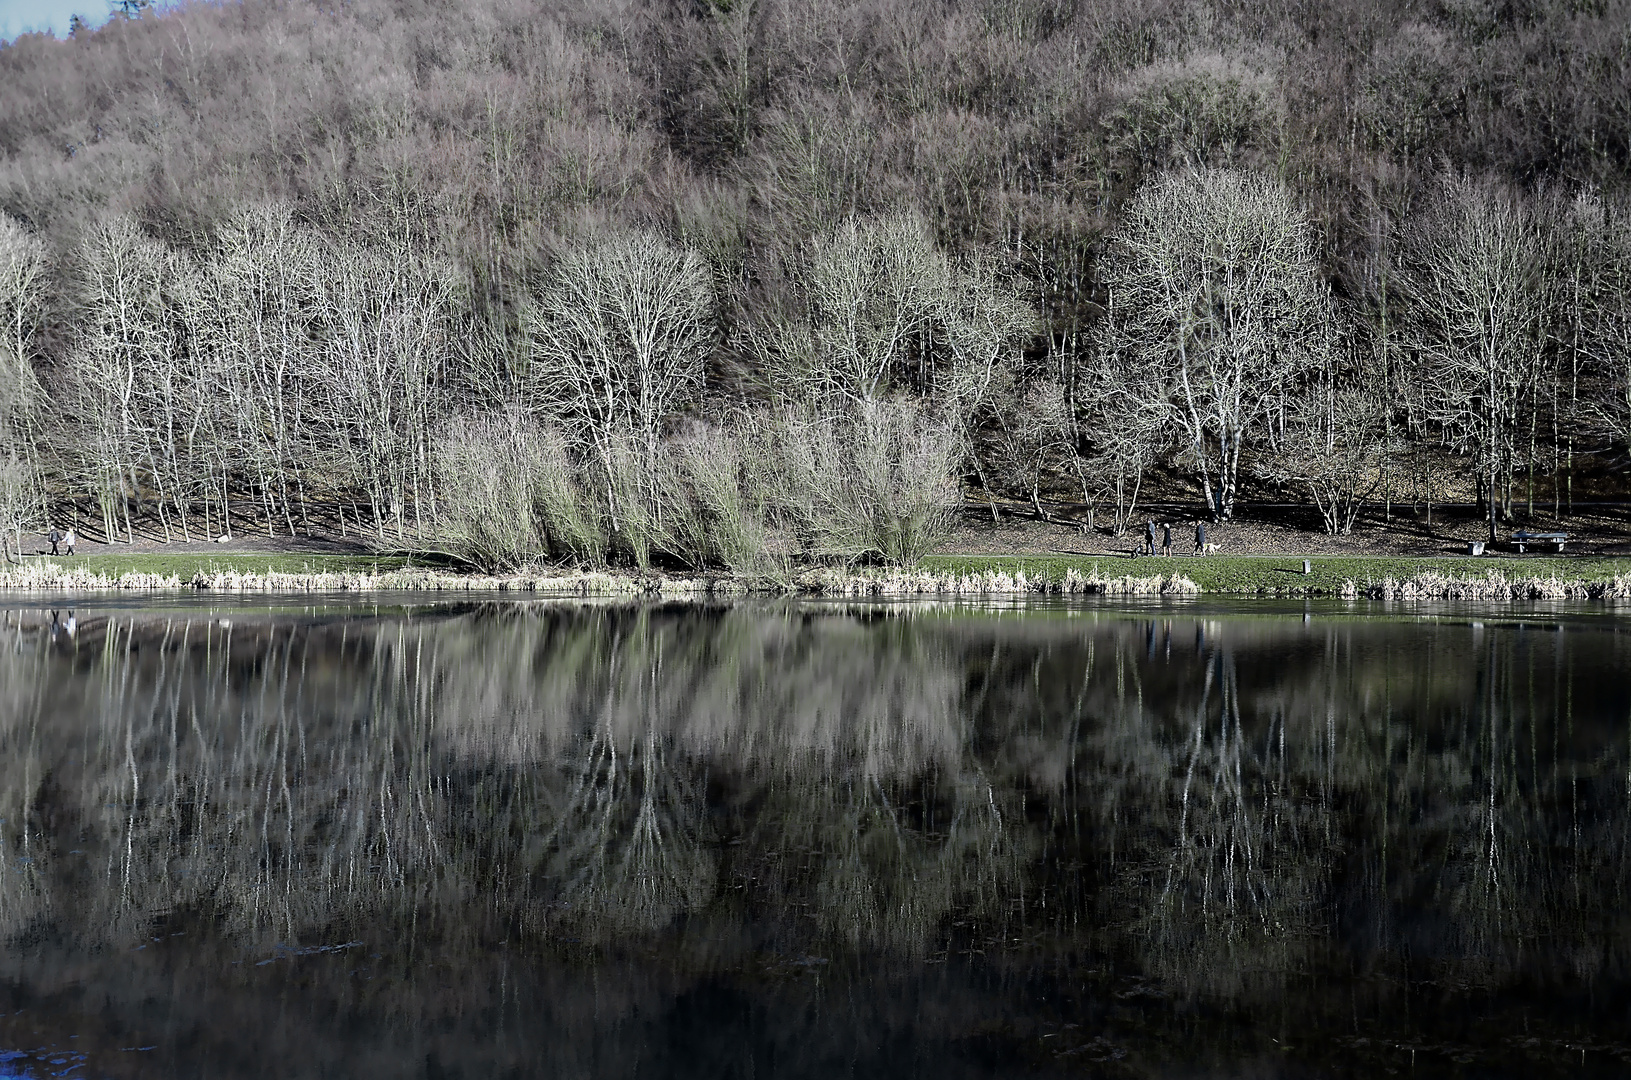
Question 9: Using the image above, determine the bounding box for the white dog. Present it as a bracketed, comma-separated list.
[1203, 543, 1220, 555]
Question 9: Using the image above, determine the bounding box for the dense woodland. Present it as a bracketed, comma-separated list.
[0, 0, 1629, 568]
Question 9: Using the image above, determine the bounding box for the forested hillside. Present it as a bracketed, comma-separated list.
[0, 0, 1628, 568]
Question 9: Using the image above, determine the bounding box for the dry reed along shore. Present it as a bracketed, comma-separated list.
[3, 558, 1630, 601]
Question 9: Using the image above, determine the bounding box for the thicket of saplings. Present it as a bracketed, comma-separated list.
[2, 0, 1630, 570]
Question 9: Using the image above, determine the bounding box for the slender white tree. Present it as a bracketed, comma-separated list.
[0, 458, 35, 561]
[0, 217, 47, 554]
[0, 216, 48, 456]
[316, 237, 460, 540]
[201, 203, 325, 536]
[59, 217, 179, 543]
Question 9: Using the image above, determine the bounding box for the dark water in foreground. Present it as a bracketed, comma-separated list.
[2, 597, 1630, 1078]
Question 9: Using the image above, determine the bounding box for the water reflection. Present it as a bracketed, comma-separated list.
[1, 601, 1630, 1076]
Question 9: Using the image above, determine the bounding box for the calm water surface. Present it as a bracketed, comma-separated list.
[2, 596, 1630, 1078]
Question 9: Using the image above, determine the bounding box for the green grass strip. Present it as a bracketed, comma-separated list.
[922, 553, 1631, 594]
[26, 553, 420, 577]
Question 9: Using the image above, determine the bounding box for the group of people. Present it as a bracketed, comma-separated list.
[47, 526, 77, 556]
[1142, 519, 1208, 556]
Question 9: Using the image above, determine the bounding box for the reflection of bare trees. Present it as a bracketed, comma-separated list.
[1419, 631, 1573, 978]
[0, 602, 1031, 955]
[0, 611, 463, 952]
[959, 608, 1631, 1002]
[435, 603, 1020, 945]
[426, 604, 972, 779]
[1137, 647, 1328, 996]
[759, 764, 1022, 955]
[0, 613, 49, 938]
[1, 600, 1629, 1008]
[539, 710, 715, 937]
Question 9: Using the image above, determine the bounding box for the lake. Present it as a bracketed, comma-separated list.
[1, 596, 1629, 1078]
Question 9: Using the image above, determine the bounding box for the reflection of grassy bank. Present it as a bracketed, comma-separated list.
[4, 551, 1631, 598]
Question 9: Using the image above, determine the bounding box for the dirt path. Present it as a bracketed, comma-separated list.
[20, 531, 375, 559]
[941, 504, 1631, 559]
[17, 505, 1631, 562]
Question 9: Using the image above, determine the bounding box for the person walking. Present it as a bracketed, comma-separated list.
[63, 528, 76, 556]
[1144, 520, 1157, 557]
[47, 526, 60, 556]
[1162, 522, 1173, 557]
[1194, 520, 1207, 555]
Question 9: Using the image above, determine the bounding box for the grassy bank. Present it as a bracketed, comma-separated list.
[923, 554, 1631, 598]
[0, 556, 1195, 598]
[3, 551, 1630, 601]
[0, 555, 672, 596]
[5, 553, 422, 577]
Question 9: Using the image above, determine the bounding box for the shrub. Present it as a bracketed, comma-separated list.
[762, 399, 960, 567]
[433, 411, 605, 572]
[657, 423, 775, 575]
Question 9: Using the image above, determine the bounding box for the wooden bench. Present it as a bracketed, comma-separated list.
[1512, 530, 1568, 553]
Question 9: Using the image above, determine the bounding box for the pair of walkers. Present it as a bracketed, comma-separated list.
[47, 527, 77, 556]
[1143, 520, 1209, 556]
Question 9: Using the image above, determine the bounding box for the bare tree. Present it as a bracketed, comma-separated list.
[653, 421, 775, 575]
[526, 229, 713, 535]
[765, 398, 961, 566]
[316, 237, 461, 541]
[198, 203, 326, 537]
[1100, 51, 1286, 175]
[1402, 176, 1557, 541]
[1076, 356, 1170, 535]
[1264, 382, 1387, 535]
[0, 215, 47, 457]
[0, 217, 47, 554]
[58, 217, 180, 543]
[1566, 196, 1631, 457]
[1099, 168, 1332, 521]
[938, 253, 1035, 518]
[756, 213, 948, 405]
[0, 457, 36, 561]
[991, 377, 1078, 522]
[757, 214, 1034, 520]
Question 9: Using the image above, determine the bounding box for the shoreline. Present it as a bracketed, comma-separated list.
[2, 555, 1629, 602]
